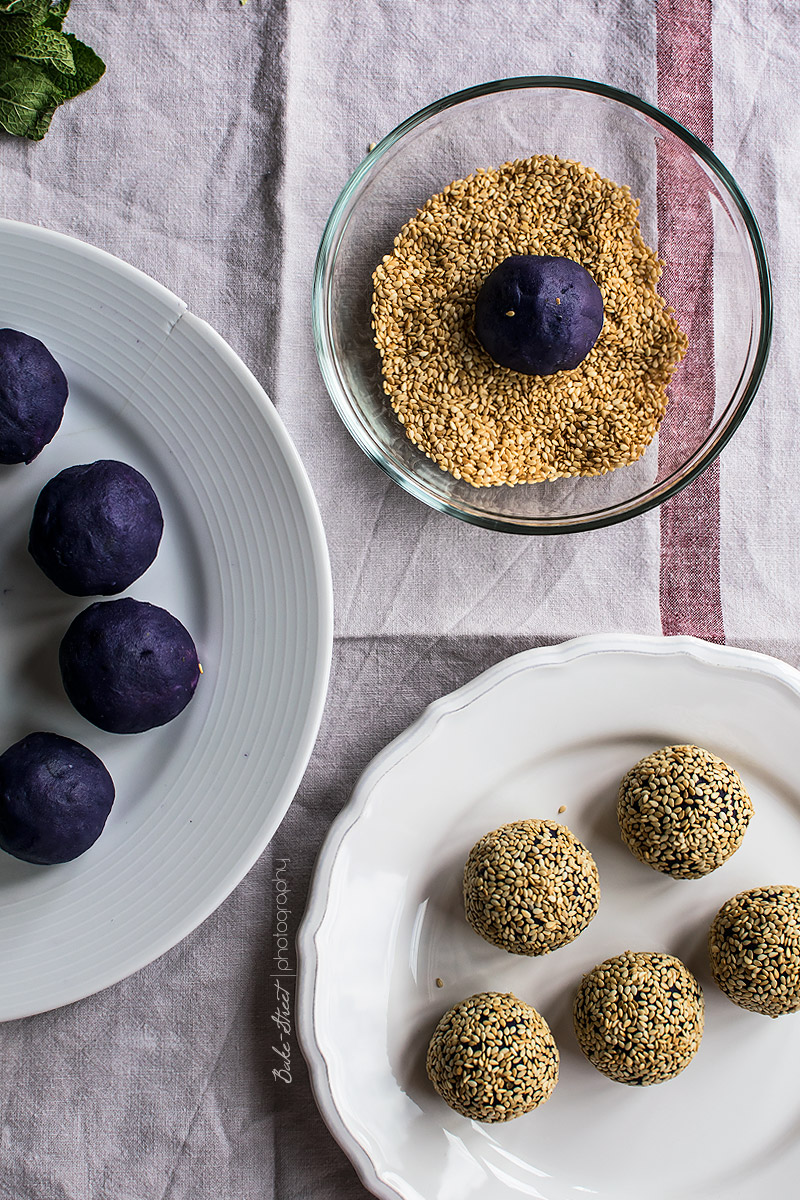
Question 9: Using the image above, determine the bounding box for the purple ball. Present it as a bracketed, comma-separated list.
[474, 255, 604, 376]
[0, 329, 69, 464]
[0, 732, 115, 865]
[29, 459, 164, 596]
[60, 598, 201, 734]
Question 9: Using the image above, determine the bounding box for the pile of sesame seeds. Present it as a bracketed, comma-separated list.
[425, 991, 559, 1121]
[573, 951, 705, 1085]
[463, 819, 600, 955]
[371, 154, 687, 487]
[617, 744, 753, 879]
[708, 885, 800, 1017]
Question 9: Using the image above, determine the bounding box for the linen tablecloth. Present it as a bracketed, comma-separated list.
[0, 1, 796, 1196]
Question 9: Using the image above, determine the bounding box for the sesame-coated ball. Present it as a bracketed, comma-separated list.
[708, 885, 800, 1017]
[617, 745, 753, 879]
[573, 952, 704, 1085]
[463, 819, 600, 955]
[426, 991, 559, 1121]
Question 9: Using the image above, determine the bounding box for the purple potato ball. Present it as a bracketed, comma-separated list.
[0, 328, 69, 464]
[59, 598, 201, 734]
[29, 459, 164, 596]
[474, 255, 604, 376]
[0, 732, 115, 865]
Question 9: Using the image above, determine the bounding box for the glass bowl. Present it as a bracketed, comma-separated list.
[313, 76, 771, 535]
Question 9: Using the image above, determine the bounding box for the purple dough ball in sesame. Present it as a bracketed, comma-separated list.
[474, 255, 604, 376]
[0, 732, 115, 865]
[29, 459, 164, 596]
[59, 598, 201, 734]
[0, 329, 69, 464]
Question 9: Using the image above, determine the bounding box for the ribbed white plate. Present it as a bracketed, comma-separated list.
[298, 635, 800, 1200]
[0, 219, 332, 1020]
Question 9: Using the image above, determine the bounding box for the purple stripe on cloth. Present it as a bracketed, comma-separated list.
[656, 0, 725, 643]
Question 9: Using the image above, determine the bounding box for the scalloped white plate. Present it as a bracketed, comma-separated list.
[298, 635, 800, 1200]
[0, 219, 332, 1020]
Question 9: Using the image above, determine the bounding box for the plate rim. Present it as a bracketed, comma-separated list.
[0, 218, 334, 1018]
[296, 632, 800, 1200]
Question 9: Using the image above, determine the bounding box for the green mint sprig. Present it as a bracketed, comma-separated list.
[0, 0, 104, 141]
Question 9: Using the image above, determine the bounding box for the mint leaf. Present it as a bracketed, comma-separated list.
[0, 1, 103, 140]
[44, 32, 102, 98]
[24, 87, 56, 136]
[0, 11, 36, 44]
[43, 0, 68, 31]
[6, 25, 74, 73]
[0, 57, 61, 137]
[0, 1, 49, 20]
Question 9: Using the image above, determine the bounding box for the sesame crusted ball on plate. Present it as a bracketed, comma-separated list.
[426, 991, 559, 1122]
[617, 744, 753, 879]
[463, 819, 600, 955]
[573, 951, 704, 1085]
[708, 885, 800, 1017]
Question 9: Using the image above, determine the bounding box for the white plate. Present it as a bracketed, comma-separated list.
[298, 635, 800, 1200]
[0, 219, 332, 1020]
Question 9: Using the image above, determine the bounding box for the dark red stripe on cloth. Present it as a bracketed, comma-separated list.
[656, 0, 725, 643]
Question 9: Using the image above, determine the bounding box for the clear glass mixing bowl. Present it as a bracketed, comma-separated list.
[313, 77, 771, 534]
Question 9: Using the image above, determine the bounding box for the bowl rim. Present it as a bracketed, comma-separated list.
[313, 74, 773, 535]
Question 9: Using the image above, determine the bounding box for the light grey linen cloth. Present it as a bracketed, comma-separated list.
[0, 1, 797, 1197]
